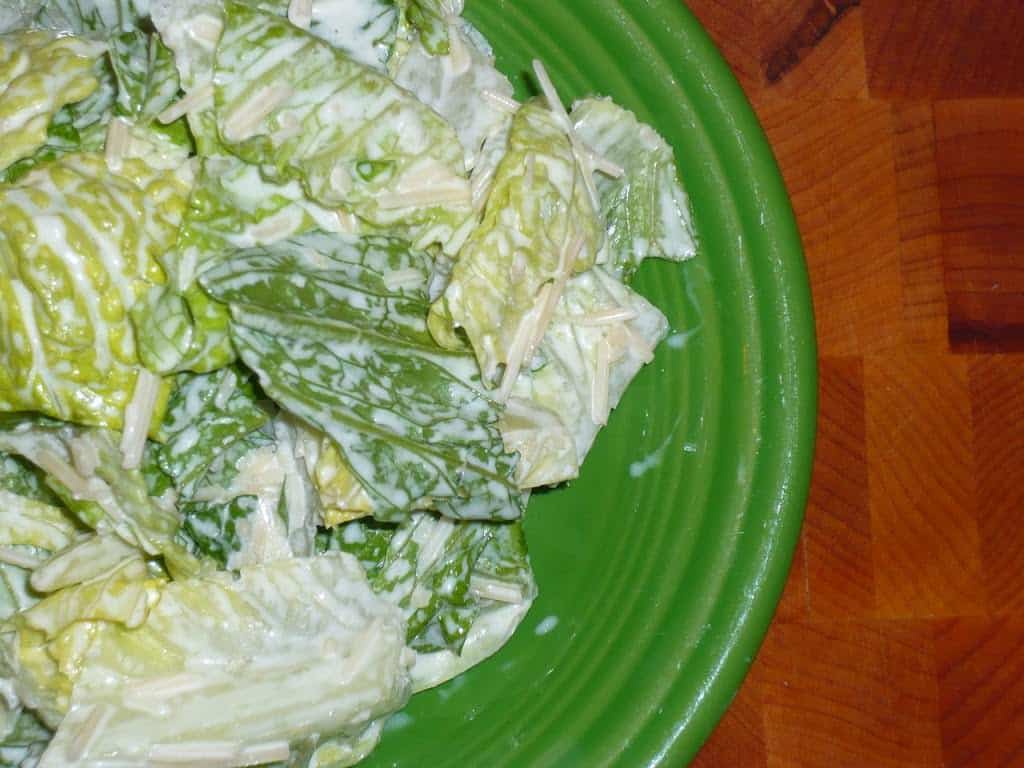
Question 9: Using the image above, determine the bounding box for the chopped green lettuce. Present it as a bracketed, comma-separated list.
[0, 421, 199, 578]
[176, 494, 258, 567]
[501, 267, 668, 487]
[108, 28, 180, 124]
[0, 31, 106, 173]
[392, 16, 514, 170]
[0, 152, 193, 429]
[571, 97, 696, 278]
[428, 100, 603, 389]
[201, 233, 524, 522]
[153, 366, 273, 496]
[134, 154, 348, 374]
[393, 0, 453, 58]
[213, 1, 472, 252]
[322, 513, 534, 661]
[33, 554, 410, 765]
[29, 0, 152, 35]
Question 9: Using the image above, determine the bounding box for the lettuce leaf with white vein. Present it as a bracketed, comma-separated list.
[428, 99, 603, 387]
[501, 266, 668, 487]
[213, 1, 473, 253]
[134, 154, 349, 374]
[0, 420, 199, 579]
[32, 554, 410, 767]
[153, 366, 273, 496]
[108, 28, 180, 124]
[0, 711, 49, 768]
[321, 513, 534, 662]
[201, 232, 524, 523]
[0, 152, 193, 429]
[0, 31, 105, 173]
[571, 97, 697, 279]
[392, 15, 514, 170]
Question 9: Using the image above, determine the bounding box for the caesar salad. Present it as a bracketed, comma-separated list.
[0, 1, 697, 765]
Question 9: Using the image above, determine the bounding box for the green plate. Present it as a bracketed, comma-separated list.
[363, 1, 816, 765]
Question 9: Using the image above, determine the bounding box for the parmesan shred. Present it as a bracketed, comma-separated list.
[591, 337, 611, 426]
[624, 324, 656, 364]
[66, 705, 112, 762]
[497, 235, 584, 403]
[148, 741, 243, 764]
[0, 546, 43, 570]
[446, 20, 471, 76]
[239, 741, 292, 765]
[480, 89, 520, 114]
[287, 0, 313, 29]
[531, 59, 602, 212]
[574, 307, 640, 326]
[587, 148, 625, 179]
[35, 449, 90, 497]
[376, 185, 471, 210]
[221, 82, 294, 142]
[157, 82, 214, 125]
[120, 369, 161, 470]
[103, 117, 131, 173]
[125, 673, 208, 702]
[469, 575, 525, 604]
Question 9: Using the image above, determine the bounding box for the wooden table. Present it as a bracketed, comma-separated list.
[683, 1, 1024, 765]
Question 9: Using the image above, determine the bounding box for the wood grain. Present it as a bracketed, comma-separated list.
[683, 0, 1024, 763]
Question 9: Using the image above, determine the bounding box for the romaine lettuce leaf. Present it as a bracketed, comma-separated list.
[213, 1, 472, 253]
[428, 100, 603, 389]
[175, 494, 258, 567]
[201, 233, 524, 523]
[29, 0, 151, 35]
[1, 555, 162, 728]
[108, 27, 180, 123]
[0, 31, 105, 173]
[0, 421, 199, 578]
[0, 152, 193, 429]
[392, 17, 514, 170]
[33, 554, 410, 766]
[393, 0, 453, 57]
[328, 512, 534, 662]
[134, 154, 348, 374]
[501, 266, 668, 487]
[0, 711, 49, 768]
[153, 366, 273, 496]
[571, 97, 696, 278]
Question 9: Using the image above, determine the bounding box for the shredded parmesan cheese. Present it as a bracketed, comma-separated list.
[157, 83, 214, 125]
[574, 307, 640, 326]
[103, 117, 131, 173]
[221, 83, 294, 142]
[446, 21, 471, 75]
[480, 89, 520, 114]
[0, 547, 43, 570]
[287, 0, 313, 29]
[66, 705, 112, 761]
[586, 148, 625, 178]
[148, 742, 243, 764]
[470, 575, 524, 604]
[531, 60, 601, 210]
[376, 185, 471, 210]
[35, 449, 90, 497]
[120, 369, 161, 470]
[591, 337, 611, 426]
[239, 741, 292, 765]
